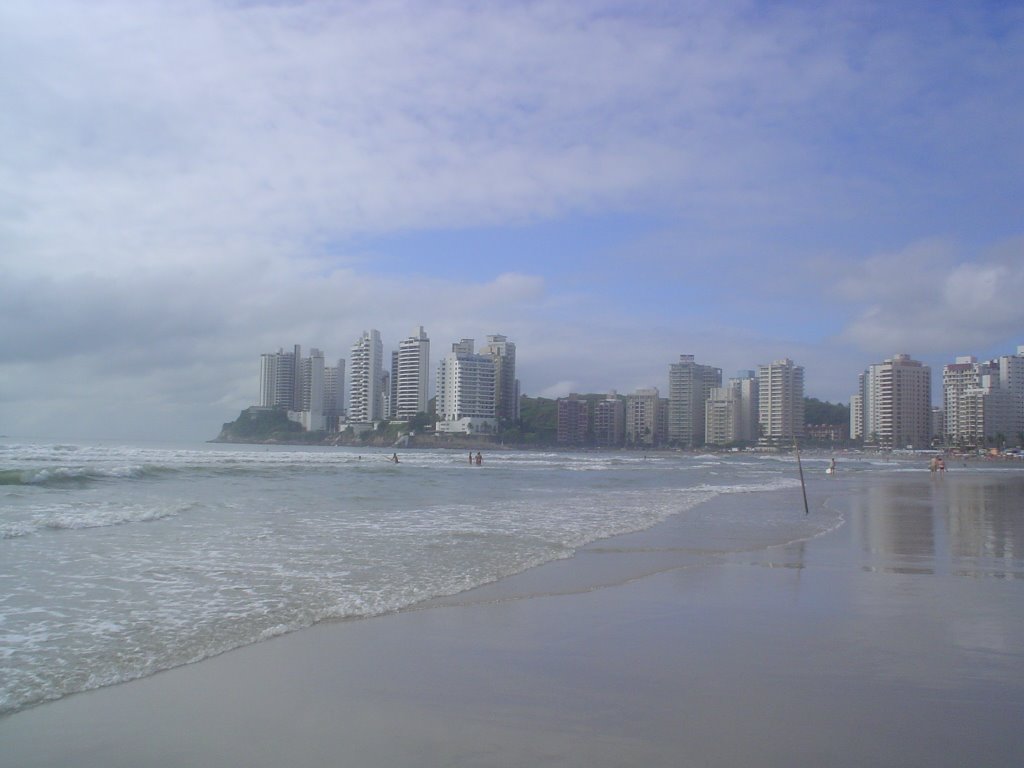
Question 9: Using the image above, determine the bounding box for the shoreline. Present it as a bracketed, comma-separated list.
[2, 470, 1023, 766]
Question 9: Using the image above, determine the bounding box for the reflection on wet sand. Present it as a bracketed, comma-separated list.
[846, 473, 1024, 579]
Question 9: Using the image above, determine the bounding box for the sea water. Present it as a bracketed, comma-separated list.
[0, 440, 850, 715]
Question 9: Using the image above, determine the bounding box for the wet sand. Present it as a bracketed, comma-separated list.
[2, 469, 1023, 767]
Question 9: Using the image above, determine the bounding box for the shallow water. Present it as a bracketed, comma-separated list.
[0, 440, 1005, 715]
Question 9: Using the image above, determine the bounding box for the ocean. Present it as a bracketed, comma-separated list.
[3, 439, 856, 715]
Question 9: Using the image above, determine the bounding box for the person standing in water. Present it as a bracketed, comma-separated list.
[475, 452, 483, 466]
[391, 453, 399, 464]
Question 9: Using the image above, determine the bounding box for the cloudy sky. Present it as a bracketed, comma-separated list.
[2, 0, 1022, 441]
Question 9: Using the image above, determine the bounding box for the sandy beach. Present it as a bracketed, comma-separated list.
[2, 468, 1023, 767]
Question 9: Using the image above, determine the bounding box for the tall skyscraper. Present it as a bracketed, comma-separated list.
[297, 348, 325, 431]
[668, 355, 722, 447]
[258, 345, 337, 431]
[259, 345, 301, 410]
[854, 354, 931, 449]
[481, 334, 519, 423]
[758, 359, 804, 444]
[349, 330, 383, 423]
[324, 359, 345, 423]
[394, 326, 430, 420]
[733, 370, 760, 443]
[389, 350, 399, 420]
[436, 339, 497, 433]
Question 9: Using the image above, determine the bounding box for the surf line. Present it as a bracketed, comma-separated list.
[793, 434, 810, 516]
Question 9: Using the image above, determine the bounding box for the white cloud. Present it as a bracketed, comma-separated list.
[1, 2, 1022, 439]
[838, 237, 1024, 355]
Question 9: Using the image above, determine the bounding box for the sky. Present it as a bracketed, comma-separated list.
[1, 0, 1023, 442]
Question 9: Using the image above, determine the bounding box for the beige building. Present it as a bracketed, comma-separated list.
[856, 354, 932, 449]
[626, 388, 667, 447]
[705, 372, 759, 446]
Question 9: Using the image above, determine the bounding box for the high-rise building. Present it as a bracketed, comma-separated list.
[324, 359, 345, 423]
[943, 356, 983, 443]
[259, 345, 301, 410]
[394, 326, 430, 420]
[704, 386, 739, 447]
[733, 370, 760, 443]
[850, 391, 864, 441]
[297, 348, 325, 431]
[481, 334, 519, 423]
[942, 354, 1018, 447]
[854, 354, 931, 449]
[942, 347, 1024, 447]
[667, 355, 722, 447]
[593, 393, 625, 447]
[436, 339, 497, 434]
[258, 345, 338, 431]
[930, 406, 944, 443]
[704, 373, 758, 446]
[626, 387, 667, 446]
[389, 350, 399, 419]
[998, 345, 1024, 443]
[556, 394, 590, 445]
[349, 330, 384, 423]
[758, 359, 804, 444]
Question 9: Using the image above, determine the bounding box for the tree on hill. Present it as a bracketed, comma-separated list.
[804, 397, 849, 426]
[514, 396, 558, 444]
[217, 407, 304, 441]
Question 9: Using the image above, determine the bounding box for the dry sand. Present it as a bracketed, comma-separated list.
[2, 470, 1023, 767]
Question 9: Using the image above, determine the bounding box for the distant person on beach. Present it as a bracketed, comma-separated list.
[391, 453, 399, 464]
[475, 452, 483, 466]
[829, 457, 837, 475]
[930, 456, 939, 472]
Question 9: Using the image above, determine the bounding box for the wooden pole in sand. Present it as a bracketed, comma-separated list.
[793, 434, 810, 516]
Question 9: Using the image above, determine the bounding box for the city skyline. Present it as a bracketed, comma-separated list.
[252, 334, 1024, 450]
[2, 2, 1022, 442]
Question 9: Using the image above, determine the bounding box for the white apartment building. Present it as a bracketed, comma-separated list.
[943, 356, 985, 443]
[394, 326, 430, 420]
[942, 351, 1023, 447]
[854, 354, 931, 449]
[667, 355, 721, 447]
[435, 339, 497, 434]
[349, 330, 384, 423]
[758, 359, 804, 444]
